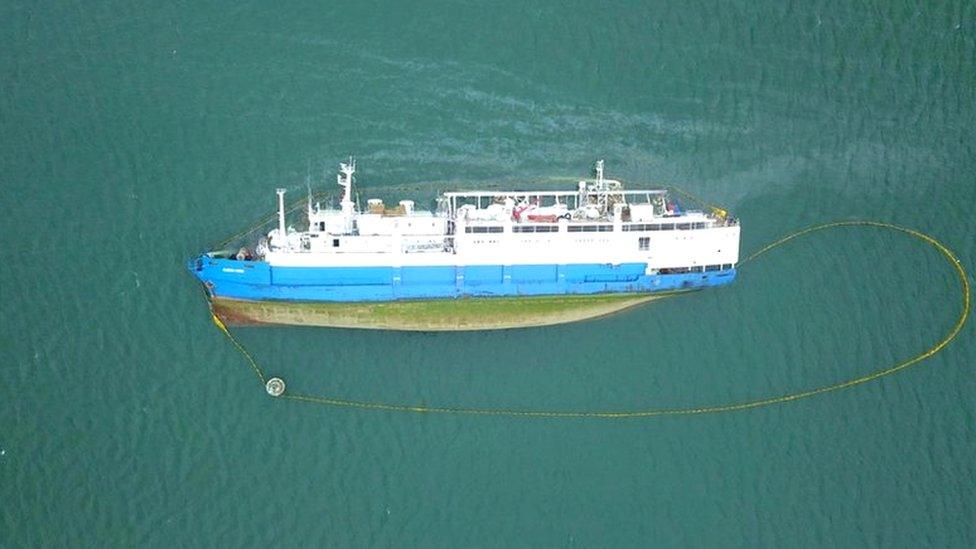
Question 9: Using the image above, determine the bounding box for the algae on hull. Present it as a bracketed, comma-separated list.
[212, 292, 687, 331]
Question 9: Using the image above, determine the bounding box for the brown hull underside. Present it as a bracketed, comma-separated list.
[210, 292, 684, 331]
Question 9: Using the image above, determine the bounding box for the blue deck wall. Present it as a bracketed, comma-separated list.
[189, 257, 736, 302]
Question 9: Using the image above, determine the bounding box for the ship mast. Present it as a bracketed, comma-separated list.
[337, 157, 356, 234]
[306, 160, 314, 220]
[338, 157, 356, 216]
[594, 159, 608, 212]
[276, 188, 287, 239]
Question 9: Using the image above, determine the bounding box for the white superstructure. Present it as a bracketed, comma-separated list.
[258, 159, 740, 274]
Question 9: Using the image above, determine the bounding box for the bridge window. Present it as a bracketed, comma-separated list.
[332, 238, 340, 247]
[638, 237, 650, 251]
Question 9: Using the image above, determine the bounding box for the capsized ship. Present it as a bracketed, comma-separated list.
[189, 160, 740, 307]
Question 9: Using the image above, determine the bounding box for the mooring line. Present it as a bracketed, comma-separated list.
[207, 220, 969, 418]
[210, 312, 266, 385]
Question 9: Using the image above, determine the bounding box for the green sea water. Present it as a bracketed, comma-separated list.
[2, 1, 975, 546]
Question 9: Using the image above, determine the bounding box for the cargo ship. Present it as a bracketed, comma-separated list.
[189, 160, 739, 325]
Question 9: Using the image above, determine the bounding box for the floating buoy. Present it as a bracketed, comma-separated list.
[265, 377, 285, 397]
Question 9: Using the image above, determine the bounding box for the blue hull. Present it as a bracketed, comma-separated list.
[188, 256, 736, 302]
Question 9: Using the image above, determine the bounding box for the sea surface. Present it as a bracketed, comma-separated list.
[2, 1, 975, 546]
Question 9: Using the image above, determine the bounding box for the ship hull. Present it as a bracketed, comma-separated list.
[189, 256, 737, 303]
[209, 292, 687, 330]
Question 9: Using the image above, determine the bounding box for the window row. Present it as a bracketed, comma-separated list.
[512, 225, 559, 233]
[659, 264, 734, 274]
[623, 222, 708, 231]
[465, 221, 712, 233]
[567, 224, 615, 232]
